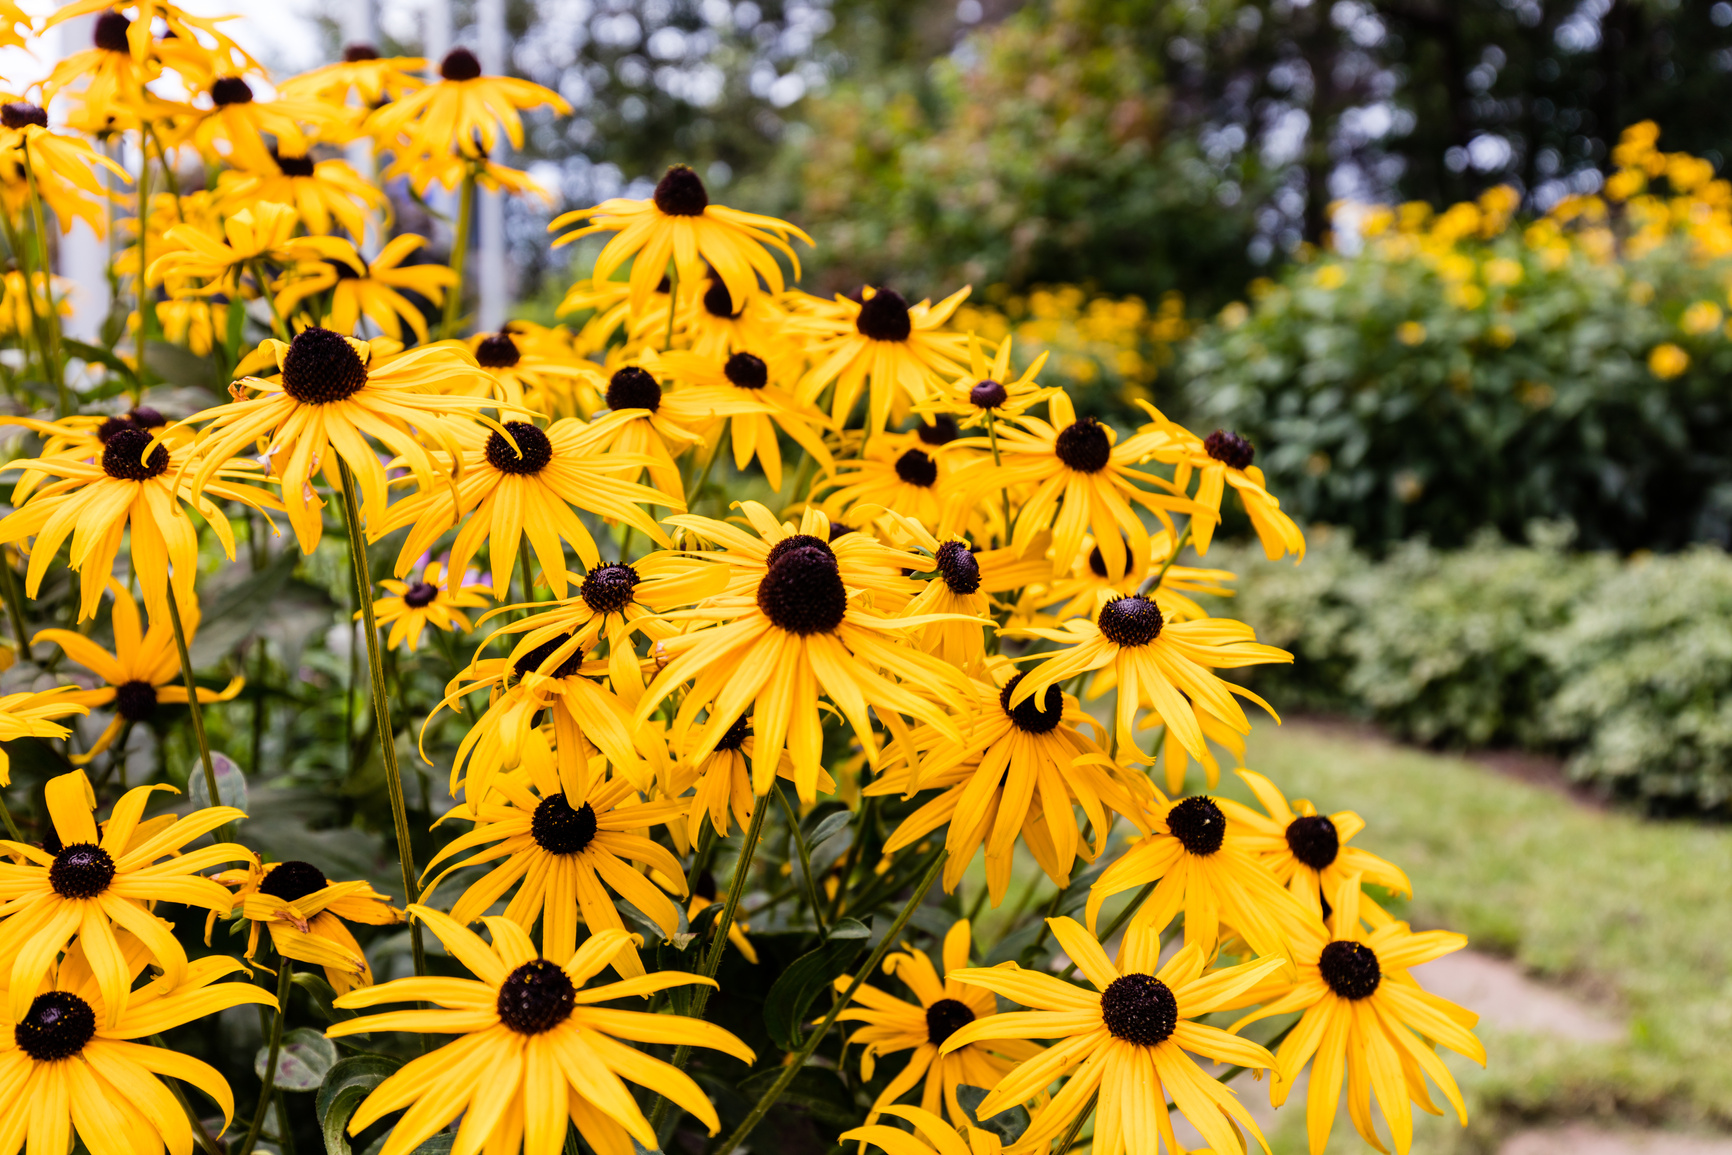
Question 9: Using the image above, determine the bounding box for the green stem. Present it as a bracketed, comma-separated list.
[985, 411, 1011, 546]
[0, 204, 51, 385]
[165, 582, 221, 815]
[0, 791, 21, 841]
[518, 536, 537, 611]
[685, 423, 728, 512]
[0, 552, 29, 661]
[251, 261, 290, 341]
[711, 849, 949, 1155]
[663, 264, 679, 351]
[774, 783, 826, 937]
[153, 1035, 223, 1155]
[1057, 880, 1156, 981]
[1141, 519, 1192, 595]
[1023, 884, 1069, 959]
[135, 138, 152, 384]
[824, 792, 874, 924]
[234, 960, 293, 1155]
[337, 457, 427, 977]
[1051, 1091, 1097, 1155]
[441, 170, 476, 340]
[21, 140, 66, 414]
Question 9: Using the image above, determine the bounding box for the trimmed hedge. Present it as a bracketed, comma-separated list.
[1207, 530, 1732, 810]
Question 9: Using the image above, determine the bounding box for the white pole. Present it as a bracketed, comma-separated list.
[50, 15, 109, 343]
[475, 0, 506, 332]
[342, 0, 378, 253]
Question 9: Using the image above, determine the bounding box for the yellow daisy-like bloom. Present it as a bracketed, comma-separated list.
[0, 936, 278, 1155]
[369, 560, 491, 653]
[35, 582, 244, 764]
[672, 273, 793, 360]
[0, 688, 90, 785]
[0, 420, 280, 622]
[648, 347, 833, 490]
[0, 770, 248, 1025]
[588, 363, 710, 500]
[366, 47, 571, 162]
[386, 150, 558, 203]
[1135, 404, 1306, 562]
[836, 918, 1044, 1128]
[662, 715, 833, 845]
[377, 415, 676, 602]
[40, 10, 164, 135]
[558, 276, 668, 360]
[636, 504, 970, 802]
[278, 236, 458, 345]
[210, 858, 402, 995]
[274, 43, 427, 106]
[871, 669, 1150, 906]
[0, 272, 71, 340]
[148, 298, 228, 355]
[816, 432, 968, 532]
[215, 150, 384, 240]
[0, 105, 132, 238]
[1048, 534, 1232, 626]
[1220, 769, 1411, 926]
[424, 748, 686, 977]
[944, 917, 1283, 1155]
[148, 201, 358, 299]
[1010, 590, 1290, 763]
[328, 915, 754, 1155]
[551, 164, 810, 316]
[799, 285, 972, 435]
[1085, 790, 1307, 959]
[1231, 875, 1484, 1155]
[970, 391, 1189, 582]
[181, 74, 344, 175]
[186, 327, 506, 554]
[467, 325, 604, 413]
[919, 333, 1054, 428]
[843, 1105, 1004, 1155]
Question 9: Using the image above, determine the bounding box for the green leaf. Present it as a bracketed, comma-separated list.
[955, 1084, 1030, 1144]
[259, 1026, 338, 1091]
[762, 918, 868, 1050]
[291, 971, 355, 1022]
[317, 1054, 400, 1155]
[62, 339, 137, 390]
[143, 338, 218, 392]
[736, 1065, 859, 1127]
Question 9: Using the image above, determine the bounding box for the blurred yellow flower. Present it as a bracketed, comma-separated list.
[1650, 342, 1691, 379]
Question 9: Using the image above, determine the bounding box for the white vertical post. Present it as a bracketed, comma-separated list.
[343, 0, 378, 254]
[50, 14, 110, 342]
[475, 0, 507, 332]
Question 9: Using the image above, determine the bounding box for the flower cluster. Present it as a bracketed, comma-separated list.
[0, 5, 1481, 1155]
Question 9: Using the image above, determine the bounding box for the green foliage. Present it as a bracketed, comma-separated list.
[1207, 531, 1732, 809]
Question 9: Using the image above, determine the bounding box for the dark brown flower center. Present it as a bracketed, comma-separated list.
[402, 582, 439, 608]
[1318, 940, 1381, 1000]
[128, 406, 166, 429]
[531, 793, 598, 855]
[934, 540, 980, 595]
[94, 11, 131, 52]
[1, 103, 46, 130]
[704, 279, 739, 318]
[999, 673, 1063, 735]
[343, 43, 380, 61]
[916, 414, 958, 445]
[281, 327, 368, 405]
[653, 165, 709, 216]
[969, 379, 1008, 409]
[114, 680, 158, 723]
[49, 843, 115, 899]
[855, 289, 912, 342]
[496, 959, 576, 1034]
[1053, 417, 1111, 473]
[925, 998, 975, 1046]
[210, 77, 254, 106]
[1285, 814, 1340, 870]
[1096, 595, 1162, 647]
[713, 713, 751, 751]
[485, 421, 553, 475]
[15, 991, 96, 1061]
[1099, 973, 1177, 1046]
[894, 449, 938, 488]
[580, 563, 639, 614]
[756, 546, 847, 635]
[764, 534, 832, 568]
[273, 150, 315, 178]
[1166, 797, 1225, 856]
[606, 366, 661, 413]
[100, 428, 168, 482]
[440, 48, 482, 81]
[258, 860, 328, 902]
[476, 331, 521, 368]
[1204, 429, 1255, 471]
[724, 352, 768, 389]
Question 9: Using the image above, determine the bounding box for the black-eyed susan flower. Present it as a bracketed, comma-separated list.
[0, 688, 90, 785]
[0, 102, 132, 238]
[815, 432, 966, 531]
[423, 752, 686, 976]
[378, 416, 676, 603]
[186, 327, 506, 554]
[800, 285, 972, 435]
[1221, 769, 1411, 927]
[870, 669, 1150, 907]
[182, 74, 345, 176]
[551, 164, 809, 315]
[1136, 405, 1305, 562]
[1085, 791, 1307, 959]
[35, 583, 244, 763]
[0, 937, 277, 1154]
[0, 421, 280, 622]
[215, 149, 384, 239]
[275, 236, 457, 344]
[39, 11, 163, 135]
[590, 363, 710, 500]
[945, 917, 1283, 1155]
[1009, 591, 1290, 764]
[648, 347, 833, 491]
[836, 918, 1043, 1128]
[274, 43, 427, 106]
[328, 914, 754, 1155]
[1231, 875, 1484, 1155]
[920, 333, 1055, 429]
[672, 273, 792, 360]
[369, 559, 490, 653]
[636, 506, 970, 803]
[211, 858, 402, 994]
[148, 201, 359, 299]
[365, 47, 570, 163]
[0, 770, 248, 1025]
[663, 714, 832, 845]
[843, 1105, 1004, 1155]
[1035, 530, 1234, 625]
[468, 325, 606, 414]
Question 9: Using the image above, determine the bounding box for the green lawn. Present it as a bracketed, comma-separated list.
[1227, 720, 1732, 1153]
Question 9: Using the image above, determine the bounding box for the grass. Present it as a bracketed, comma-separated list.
[1228, 719, 1732, 1153]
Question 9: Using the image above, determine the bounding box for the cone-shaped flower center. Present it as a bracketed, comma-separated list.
[924, 998, 975, 1046]
[531, 794, 598, 855]
[49, 843, 115, 899]
[1, 102, 46, 130]
[999, 673, 1063, 735]
[704, 279, 739, 318]
[476, 331, 522, 368]
[114, 679, 159, 723]
[496, 959, 576, 1034]
[211, 76, 254, 106]
[1100, 973, 1177, 1046]
[765, 534, 832, 568]
[934, 540, 980, 595]
[1054, 416, 1111, 473]
[402, 582, 439, 609]
[274, 150, 316, 177]
[653, 165, 709, 216]
[282, 327, 368, 405]
[259, 860, 328, 902]
[343, 43, 380, 61]
[101, 428, 168, 482]
[757, 546, 847, 635]
[1285, 814, 1340, 870]
[581, 563, 639, 614]
[15, 991, 96, 1061]
[1204, 429, 1254, 470]
[1318, 940, 1381, 1000]
[1166, 796, 1225, 856]
[894, 449, 938, 488]
[856, 289, 912, 342]
[970, 379, 1008, 409]
[1096, 595, 1162, 647]
[606, 366, 661, 413]
[485, 421, 553, 476]
[94, 11, 130, 51]
[440, 48, 481, 81]
[724, 352, 768, 389]
[916, 414, 958, 445]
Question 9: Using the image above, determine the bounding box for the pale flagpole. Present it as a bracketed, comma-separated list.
[475, 0, 506, 333]
[50, 14, 110, 344]
[343, 0, 378, 256]
[423, 0, 456, 294]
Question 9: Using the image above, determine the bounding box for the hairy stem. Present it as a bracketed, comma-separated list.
[774, 783, 827, 936]
[165, 582, 221, 815]
[234, 960, 293, 1155]
[440, 169, 475, 340]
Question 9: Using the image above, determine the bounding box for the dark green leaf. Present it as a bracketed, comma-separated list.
[144, 338, 218, 391]
[317, 1054, 400, 1155]
[956, 1084, 1030, 1144]
[63, 339, 137, 389]
[258, 1027, 336, 1091]
[762, 919, 867, 1049]
[736, 1065, 859, 1127]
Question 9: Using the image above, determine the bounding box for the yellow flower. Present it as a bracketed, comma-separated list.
[366, 47, 570, 163]
[661, 715, 832, 845]
[648, 346, 834, 490]
[815, 432, 966, 532]
[1134, 403, 1306, 561]
[211, 859, 402, 995]
[1396, 321, 1427, 346]
[0, 104, 132, 238]
[34, 582, 244, 764]
[468, 324, 606, 414]
[275, 44, 427, 106]
[920, 333, 1055, 428]
[148, 202, 359, 299]
[798, 285, 972, 435]
[843, 1106, 1004, 1155]
[1650, 341, 1691, 379]
[274, 235, 457, 344]
[0, 687, 90, 784]
[215, 150, 384, 239]
[180, 74, 347, 175]
[328, 914, 754, 1155]
[368, 560, 491, 653]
